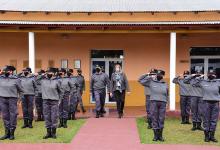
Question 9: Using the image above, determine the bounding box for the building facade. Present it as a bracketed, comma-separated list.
[0, 0, 220, 110]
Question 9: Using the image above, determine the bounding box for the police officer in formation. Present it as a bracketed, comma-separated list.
[0, 66, 23, 140]
[173, 71, 191, 124]
[139, 69, 168, 142]
[138, 69, 157, 129]
[184, 71, 204, 131]
[68, 69, 80, 120]
[110, 64, 130, 118]
[90, 65, 110, 118]
[35, 69, 45, 121]
[189, 69, 220, 142]
[76, 69, 86, 113]
[41, 68, 64, 139]
[58, 68, 71, 128]
[19, 67, 36, 129]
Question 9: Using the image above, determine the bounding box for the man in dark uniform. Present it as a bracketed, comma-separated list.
[90, 65, 110, 118]
[173, 71, 191, 124]
[68, 69, 80, 120]
[0, 66, 23, 140]
[76, 69, 86, 113]
[184, 71, 204, 131]
[191, 69, 220, 142]
[138, 69, 157, 128]
[139, 69, 168, 142]
[110, 64, 130, 118]
[35, 69, 45, 121]
[19, 67, 36, 129]
[41, 68, 63, 139]
[58, 68, 71, 128]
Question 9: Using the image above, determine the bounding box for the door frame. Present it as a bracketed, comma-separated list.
[90, 58, 124, 104]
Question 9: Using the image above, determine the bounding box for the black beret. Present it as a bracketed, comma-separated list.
[157, 70, 165, 76]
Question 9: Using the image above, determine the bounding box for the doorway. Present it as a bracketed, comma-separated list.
[90, 50, 124, 104]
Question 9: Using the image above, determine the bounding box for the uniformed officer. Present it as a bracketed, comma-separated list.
[139, 69, 168, 142]
[138, 69, 157, 128]
[76, 69, 86, 113]
[68, 69, 80, 120]
[35, 69, 45, 121]
[41, 68, 63, 139]
[173, 71, 191, 124]
[110, 64, 130, 118]
[90, 65, 110, 118]
[184, 71, 204, 131]
[58, 68, 71, 128]
[19, 67, 36, 129]
[0, 66, 23, 140]
[191, 69, 220, 142]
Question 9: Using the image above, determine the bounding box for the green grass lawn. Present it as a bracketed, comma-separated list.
[0, 119, 86, 143]
[137, 117, 220, 146]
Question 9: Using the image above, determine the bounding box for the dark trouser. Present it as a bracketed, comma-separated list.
[150, 101, 166, 130]
[203, 101, 219, 132]
[21, 95, 34, 121]
[93, 89, 106, 112]
[35, 94, 44, 118]
[0, 97, 18, 129]
[146, 95, 151, 119]
[59, 94, 69, 119]
[190, 96, 204, 123]
[114, 90, 126, 114]
[69, 92, 78, 113]
[78, 90, 85, 110]
[43, 99, 59, 128]
[180, 96, 191, 117]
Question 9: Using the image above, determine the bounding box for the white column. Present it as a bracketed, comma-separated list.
[28, 32, 35, 73]
[169, 32, 176, 111]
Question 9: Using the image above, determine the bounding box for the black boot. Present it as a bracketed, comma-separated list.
[9, 128, 15, 140]
[51, 128, 57, 139]
[68, 113, 71, 120]
[0, 128, 10, 140]
[147, 118, 152, 129]
[96, 111, 100, 118]
[204, 131, 210, 142]
[210, 131, 218, 142]
[72, 112, 76, 120]
[63, 119, 68, 128]
[181, 116, 186, 124]
[43, 128, 51, 139]
[58, 118, 63, 128]
[185, 116, 191, 124]
[158, 129, 165, 142]
[81, 106, 86, 113]
[21, 119, 29, 129]
[36, 115, 41, 122]
[118, 113, 122, 119]
[28, 119, 33, 128]
[191, 122, 197, 131]
[197, 122, 204, 131]
[153, 129, 158, 141]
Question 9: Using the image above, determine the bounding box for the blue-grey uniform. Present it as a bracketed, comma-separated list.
[184, 75, 204, 130]
[138, 74, 151, 121]
[110, 71, 130, 117]
[41, 76, 64, 130]
[90, 72, 110, 115]
[173, 76, 191, 123]
[0, 74, 23, 139]
[35, 74, 44, 121]
[191, 78, 220, 136]
[19, 74, 36, 127]
[59, 76, 71, 120]
[139, 76, 168, 130]
[69, 76, 80, 120]
[76, 75, 86, 112]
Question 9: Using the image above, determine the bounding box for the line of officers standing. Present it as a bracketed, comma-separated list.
[0, 66, 86, 140]
[138, 68, 220, 143]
